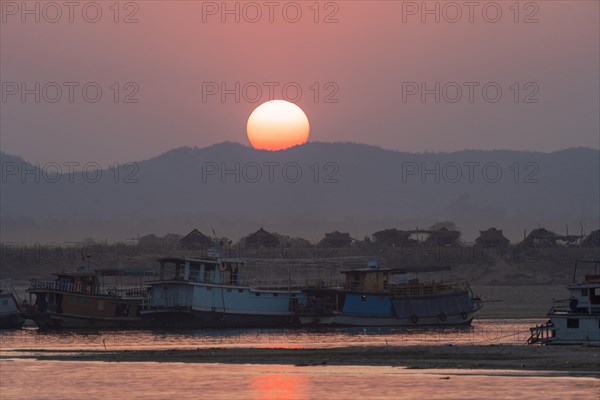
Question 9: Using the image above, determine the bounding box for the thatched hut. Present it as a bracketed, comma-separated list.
[319, 231, 352, 248]
[475, 228, 510, 248]
[244, 227, 280, 248]
[521, 228, 560, 248]
[425, 227, 461, 246]
[581, 230, 600, 247]
[372, 229, 415, 247]
[179, 229, 213, 250]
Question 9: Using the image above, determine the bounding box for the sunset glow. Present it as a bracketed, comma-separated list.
[246, 100, 310, 151]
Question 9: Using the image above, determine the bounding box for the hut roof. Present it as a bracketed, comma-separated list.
[179, 229, 213, 248]
[319, 231, 352, 247]
[521, 228, 562, 247]
[373, 228, 414, 246]
[425, 228, 461, 245]
[245, 227, 280, 247]
[582, 230, 600, 247]
[476, 227, 510, 245]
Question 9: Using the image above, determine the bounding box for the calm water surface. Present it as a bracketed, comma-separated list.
[1, 361, 598, 400]
[1, 319, 541, 351]
[1, 320, 598, 399]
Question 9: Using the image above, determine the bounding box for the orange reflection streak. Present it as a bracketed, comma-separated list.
[250, 369, 309, 400]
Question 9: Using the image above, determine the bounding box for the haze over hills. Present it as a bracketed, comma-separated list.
[1, 142, 598, 243]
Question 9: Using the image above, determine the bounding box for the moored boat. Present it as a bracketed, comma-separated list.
[297, 262, 481, 327]
[141, 256, 307, 328]
[0, 279, 25, 329]
[528, 260, 600, 345]
[23, 269, 150, 329]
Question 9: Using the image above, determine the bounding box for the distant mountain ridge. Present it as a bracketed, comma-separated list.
[1, 142, 598, 243]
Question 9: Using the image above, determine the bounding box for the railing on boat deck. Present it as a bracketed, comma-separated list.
[302, 279, 345, 290]
[142, 295, 192, 310]
[0, 279, 13, 289]
[28, 279, 148, 299]
[391, 281, 470, 297]
[116, 287, 148, 299]
[547, 298, 600, 315]
[249, 278, 320, 291]
[300, 280, 471, 296]
[549, 298, 571, 312]
[527, 322, 556, 344]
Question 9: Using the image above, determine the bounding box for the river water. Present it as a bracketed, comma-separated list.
[0, 319, 543, 351]
[1, 320, 598, 399]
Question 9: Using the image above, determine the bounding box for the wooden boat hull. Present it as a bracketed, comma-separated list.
[25, 290, 150, 329]
[299, 310, 476, 327]
[22, 311, 152, 329]
[298, 290, 480, 327]
[141, 308, 298, 329]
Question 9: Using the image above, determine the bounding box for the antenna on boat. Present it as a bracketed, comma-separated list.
[210, 225, 223, 258]
[77, 252, 91, 272]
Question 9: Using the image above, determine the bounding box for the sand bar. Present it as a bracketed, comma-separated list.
[3, 345, 599, 377]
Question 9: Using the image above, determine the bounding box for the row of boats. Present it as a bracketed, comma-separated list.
[2, 252, 599, 345]
[1, 255, 482, 330]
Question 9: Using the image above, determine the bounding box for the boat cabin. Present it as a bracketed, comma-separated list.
[157, 256, 244, 285]
[568, 260, 600, 312]
[340, 265, 452, 293]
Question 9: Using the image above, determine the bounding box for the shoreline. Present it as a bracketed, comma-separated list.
[3, 345, 599, 377]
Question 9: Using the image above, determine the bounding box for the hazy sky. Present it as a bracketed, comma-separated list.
[1, 1, 599, 166]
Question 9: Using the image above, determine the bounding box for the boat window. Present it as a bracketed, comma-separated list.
[566, 318, 579, 329]
[97, 299, 104, 310]
[189, 264, 201, 282]
[68, 297, 77, 305]
[590, 288, 600, 304]
[204, 264, 216, 283]
[273, 293, 279, 297]
[255, 293, 261, 296]
[581, 288, 588, 296]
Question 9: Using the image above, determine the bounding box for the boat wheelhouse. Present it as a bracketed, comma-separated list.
[23, 269, 150, 329]
[297, 262, 481, 327]
[0, 280, 25, 329]
[141, 256, 307, 328]
[528, 260, 600, 345]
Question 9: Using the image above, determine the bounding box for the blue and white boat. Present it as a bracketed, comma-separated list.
[528, 260, 600, 345]
[297, 262, 481, 327]
[141, 256, 307, 328]
[0, 280, 25, 329]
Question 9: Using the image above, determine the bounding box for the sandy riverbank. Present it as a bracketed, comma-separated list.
[4, 345, 599, 376]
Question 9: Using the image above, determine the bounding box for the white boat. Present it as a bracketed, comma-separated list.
[528, 260, 600, 345]
[141, 256, 307, 328]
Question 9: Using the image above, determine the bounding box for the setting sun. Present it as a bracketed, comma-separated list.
[246, 100, 310, 151]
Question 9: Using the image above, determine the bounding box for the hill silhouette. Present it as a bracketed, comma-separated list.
[1, 142, 598, 243]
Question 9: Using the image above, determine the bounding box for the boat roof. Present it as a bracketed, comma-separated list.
[54, 268, 150, 277]
[157, 256, 243, 264]
[572, 259, 600, 283]
[340, 266, 451, 274]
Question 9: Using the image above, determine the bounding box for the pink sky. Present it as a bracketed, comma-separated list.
[1, 1, 598, 165]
